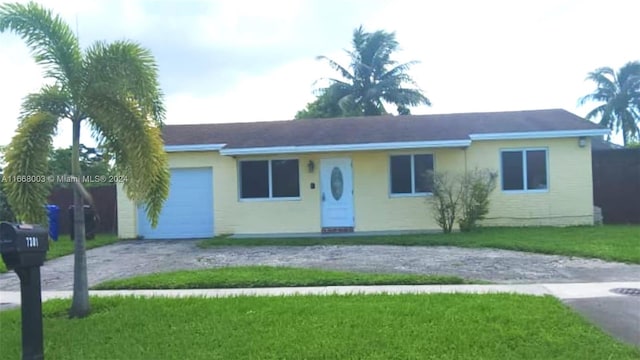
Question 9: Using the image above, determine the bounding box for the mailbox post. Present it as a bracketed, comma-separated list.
[0, 222, 49, 360]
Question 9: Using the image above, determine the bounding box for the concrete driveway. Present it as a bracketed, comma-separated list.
[1, 239, 639, 291]
[564, 296, 640, 346]
[1, 239, 639, 347]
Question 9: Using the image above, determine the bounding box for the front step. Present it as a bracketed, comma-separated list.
[321, 227, 354, 234]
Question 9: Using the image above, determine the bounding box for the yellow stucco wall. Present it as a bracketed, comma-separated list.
[116, 182, 137, 239]
[351, 149, 464, 231]
[116, 137, 594, 237]
[469, 138, 594, 226]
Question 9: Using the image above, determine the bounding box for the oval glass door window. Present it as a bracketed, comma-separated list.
[330, 167, 344, 200]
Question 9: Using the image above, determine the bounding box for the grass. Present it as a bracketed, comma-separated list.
[1, 294, 638, 359]
[0, 233, 119, 273]
[200, 225, 640, 264]
[92, 266, 477, 290]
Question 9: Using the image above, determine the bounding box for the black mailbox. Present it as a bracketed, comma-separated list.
[0, 222, 49, 270]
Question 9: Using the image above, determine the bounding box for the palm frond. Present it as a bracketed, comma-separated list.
[20, 84, 71, 119]
[83, 40, 165, 126]
[3, 112, 58, 223]
[361, 29, 396, 66]
[379, 61, 420, 81]
[316, 55, 355, 82]
[619, 108, 640, 144]
[382, 87, 432, 107]
[0, 2, 82, 87]
[84, 94, 169, 227]
[366, 30, 398, 77]
[578, 90, 613, 106]
[584, 104, 606, 121]
[351, 26, 368, 61]
[322, 78, 352, 88]
[581, 62, 640, 145]
[584, 67, 617, 93]
[617, 61, 640, 86]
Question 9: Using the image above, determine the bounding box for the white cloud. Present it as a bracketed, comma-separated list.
[0, 0, 637, 149]
[0, 40, 44, 146]
[165, 57, 327, 124]
[196, 0, 303, 48]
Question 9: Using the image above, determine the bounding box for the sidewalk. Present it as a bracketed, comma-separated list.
[2, 281, 638, 303]
[2, 281, 639, 346]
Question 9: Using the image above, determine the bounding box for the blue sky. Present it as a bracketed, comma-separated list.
[0, 0, 637, 148]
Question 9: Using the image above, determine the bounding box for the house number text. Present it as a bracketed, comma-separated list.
[25, 236, 39, 248]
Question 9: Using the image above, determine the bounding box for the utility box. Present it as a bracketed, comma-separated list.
[0, 222, 49, 270]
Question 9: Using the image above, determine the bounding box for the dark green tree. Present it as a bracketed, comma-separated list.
[296, 84, 353, 119]
[579, 61, 640, 146]
[0, 146, 16, 222]
[295, 84, 362, 119]
[310, 26, 431, 118]
[49, 145, 113, 187]
[1, 2, 169, 317]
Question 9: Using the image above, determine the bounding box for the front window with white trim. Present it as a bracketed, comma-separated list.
[390, 154, 434, 195]
[239, 159, 300, 199]
[501, 149, 548, 191]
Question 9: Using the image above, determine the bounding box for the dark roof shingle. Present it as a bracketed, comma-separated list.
[162, 109, 604, 149]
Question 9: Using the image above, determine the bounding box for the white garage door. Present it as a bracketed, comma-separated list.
[137, 167, 214, 239]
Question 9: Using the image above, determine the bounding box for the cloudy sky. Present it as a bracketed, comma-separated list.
[0, 0, 637, 148]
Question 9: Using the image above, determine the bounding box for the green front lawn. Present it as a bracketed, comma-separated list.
[0, 234, 119, 273]
[92, 266, 476, 290]
[200, 225, 640, 264]
[0, 294, 637, 359]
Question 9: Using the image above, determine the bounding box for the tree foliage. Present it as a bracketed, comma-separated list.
[0, 1, 169, 317]
[0, 146, 16, 222]
[48, 145, 113, 187]
[295, 84, 350, 119]
[3, 112, 57, 222]
[579, 61, 640, 146]
[299, 26, 430, 119]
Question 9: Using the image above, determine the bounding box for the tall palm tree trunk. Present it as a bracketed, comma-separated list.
[69, 119, 89, 318]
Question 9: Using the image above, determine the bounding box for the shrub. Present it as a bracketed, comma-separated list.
[426, 171, 461, 233]
[426, 168, 497, 233]
[458, 169, 498, 232]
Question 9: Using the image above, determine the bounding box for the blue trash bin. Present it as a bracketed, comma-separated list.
[45, 204, 60, 241]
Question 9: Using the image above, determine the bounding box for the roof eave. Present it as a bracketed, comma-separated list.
[164, 144, 226, 152]
[469, 129, 610, 141]
[219, 140, 471, 156]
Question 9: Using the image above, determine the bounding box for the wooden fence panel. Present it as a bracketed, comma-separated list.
[48, 185, 117, 234]
[592, 149, 640, 224]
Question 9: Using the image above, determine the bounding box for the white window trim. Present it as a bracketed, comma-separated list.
[389, 153, 435, 197]
[238, 159, 301, 201]
[500, 147, 549, 193]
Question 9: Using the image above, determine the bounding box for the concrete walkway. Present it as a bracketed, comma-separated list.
[2, 241, 640, 291]
[1, 281, 638, 302]
[2, 281, 639, 346]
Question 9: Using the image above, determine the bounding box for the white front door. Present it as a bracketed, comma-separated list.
[320, 158, 354, 229]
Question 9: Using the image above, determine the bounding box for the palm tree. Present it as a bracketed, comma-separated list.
[579, 61, 640, 146]
[0, 2, 169, 318]
[317, 26, 431, 117]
